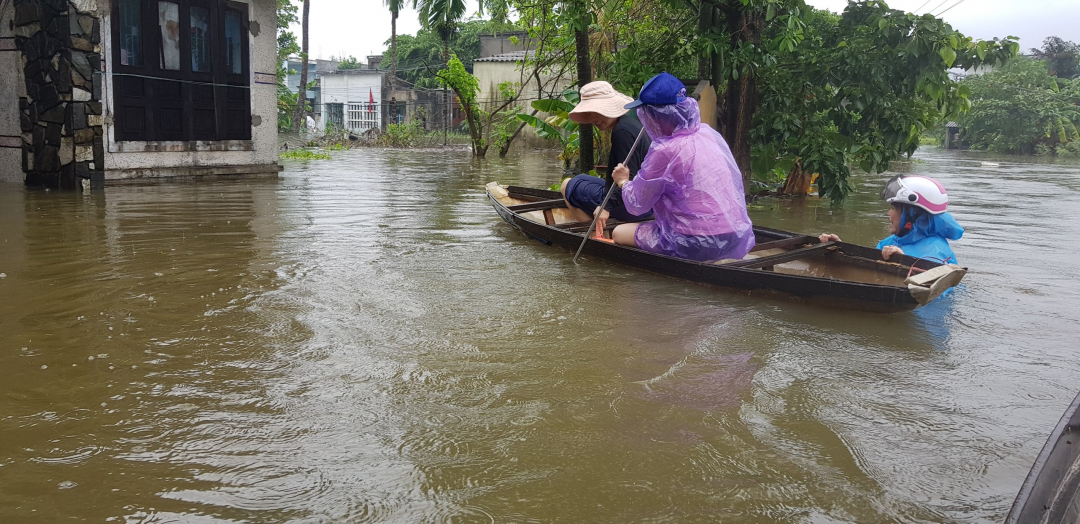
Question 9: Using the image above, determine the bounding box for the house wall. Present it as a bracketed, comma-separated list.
[479, 33, 526, 59]
[474, 61, 521, 110]
[474, 60, 570, 149]
[0, 1, 24, 183]
[3, 0, 278, 186]
[98, 0, 279, 181]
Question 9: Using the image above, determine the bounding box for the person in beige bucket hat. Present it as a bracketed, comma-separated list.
[560, 81, 653, 226]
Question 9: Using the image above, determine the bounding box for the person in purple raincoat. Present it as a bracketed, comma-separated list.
[609, 72, 755, 262]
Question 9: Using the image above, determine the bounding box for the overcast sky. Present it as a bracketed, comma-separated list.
[291, 0, 1080, 63]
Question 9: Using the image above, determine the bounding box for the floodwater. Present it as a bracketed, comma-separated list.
[1, 147, 1078, 523]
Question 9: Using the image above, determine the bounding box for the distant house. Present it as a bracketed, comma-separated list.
[473, 39, 573, 148]
[0, 0, 280, 188]
[317, 54, 463, 135]
[473, 51, 534, 109]
[319, 65, 383, 134]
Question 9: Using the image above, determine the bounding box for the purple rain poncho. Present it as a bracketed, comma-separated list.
[620, 97, 755, 261]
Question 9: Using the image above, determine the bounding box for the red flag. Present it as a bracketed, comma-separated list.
[369, 88, 375, 113]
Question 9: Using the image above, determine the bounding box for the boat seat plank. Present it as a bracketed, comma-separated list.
[833, 252, 910, 277]
[556, 221, 626, 233]
[553, 221, 592, 230]
[507, 199, 568, 213]
[750, 236, 815, 252]
[726, 242, 838, 269]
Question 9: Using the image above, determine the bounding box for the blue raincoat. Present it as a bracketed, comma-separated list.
[875, 207, 964, 264]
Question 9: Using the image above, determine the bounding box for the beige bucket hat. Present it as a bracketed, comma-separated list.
[568, 81, 634, 123]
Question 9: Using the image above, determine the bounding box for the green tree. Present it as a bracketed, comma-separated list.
[480, 0, 1016, 201]
[385, 0, 405, 89]
[277, 0, 300, 131]
[1030, 36, 1080, 79]
[583, 0, 1017, 202]
[382, 20, 489, 89]
[565, 0, 595, 171]
[749, 1, 1017, 201]
[333, 55, 364, 69]
[414, 0, 468, 61]
[957, 56, 1080, 154]
[292, 0, 311, 132]
[436, 55, 482, 153]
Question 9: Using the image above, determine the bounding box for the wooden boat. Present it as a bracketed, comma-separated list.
[1006, 390, 1080, 524]
[486, 182, 966, 312]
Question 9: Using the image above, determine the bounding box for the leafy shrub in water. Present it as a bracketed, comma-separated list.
[1058, 141, 1080, 157]
[380, 122, 424, 148]
[279, 149, 331, 160]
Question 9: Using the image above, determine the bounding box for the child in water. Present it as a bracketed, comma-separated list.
[820, 175, 964, 263]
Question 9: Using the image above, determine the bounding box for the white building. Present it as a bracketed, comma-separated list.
[318, 68, 383, 134]
[0, 0, 279, 188]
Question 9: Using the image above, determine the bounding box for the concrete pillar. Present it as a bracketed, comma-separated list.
[13, 0, 104, 189]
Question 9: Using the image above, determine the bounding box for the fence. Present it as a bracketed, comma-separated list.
[346, 103, 379, 132]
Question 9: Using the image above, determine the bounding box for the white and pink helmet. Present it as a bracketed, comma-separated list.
[879, 175, 949, 214]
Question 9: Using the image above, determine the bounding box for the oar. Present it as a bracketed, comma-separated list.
[573, 127, 647, 264]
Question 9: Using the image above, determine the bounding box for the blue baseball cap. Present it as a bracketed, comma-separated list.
[624, 72, 687, 108]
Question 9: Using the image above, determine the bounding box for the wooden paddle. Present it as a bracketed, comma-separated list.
[573, 127, 647, 264]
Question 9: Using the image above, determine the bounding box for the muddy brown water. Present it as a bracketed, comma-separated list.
[1, 148, 1078, 523]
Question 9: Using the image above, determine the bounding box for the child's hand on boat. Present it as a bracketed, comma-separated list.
[819, 233, 841, 243]
[881, 245, 904, 260]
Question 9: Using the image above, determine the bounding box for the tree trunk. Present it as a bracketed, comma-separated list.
[390, 12, 397, 90]
[499, 109, 540, 157]
[292, 0, 310, 133]
[697, 1, 714, 82]
[723, 7, 760, 192]
[459, 97, 483, 156]
[780, 160, 813, 195]
[443, 38, 450, 145]
[574, 26, 593, 172]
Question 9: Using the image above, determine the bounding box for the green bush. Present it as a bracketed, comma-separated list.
[279, 149, 331, 160]
[1058, 141, 1080, 157]
[958, 57, 1080, 155]
[379, 122, 424, 148]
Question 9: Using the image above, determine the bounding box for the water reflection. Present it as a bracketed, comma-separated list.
[0, 148, 1078, 523]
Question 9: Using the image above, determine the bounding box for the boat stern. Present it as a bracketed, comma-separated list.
[906, 264, 967, 307]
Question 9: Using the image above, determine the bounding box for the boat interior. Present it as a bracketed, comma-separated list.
[488, 183, 946, 291]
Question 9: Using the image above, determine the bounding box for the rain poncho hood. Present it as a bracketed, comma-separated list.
[876, 206, 964, 264]
[621, 97, 755, 261]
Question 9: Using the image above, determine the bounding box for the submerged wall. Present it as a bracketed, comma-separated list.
[7, 0, 104, 188]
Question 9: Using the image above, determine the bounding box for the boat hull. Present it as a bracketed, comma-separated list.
[488, 185, 965, 312]
[1006, 390, 1080, 524]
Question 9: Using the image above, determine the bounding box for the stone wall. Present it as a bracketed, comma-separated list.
[13, 0, 104, 189]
